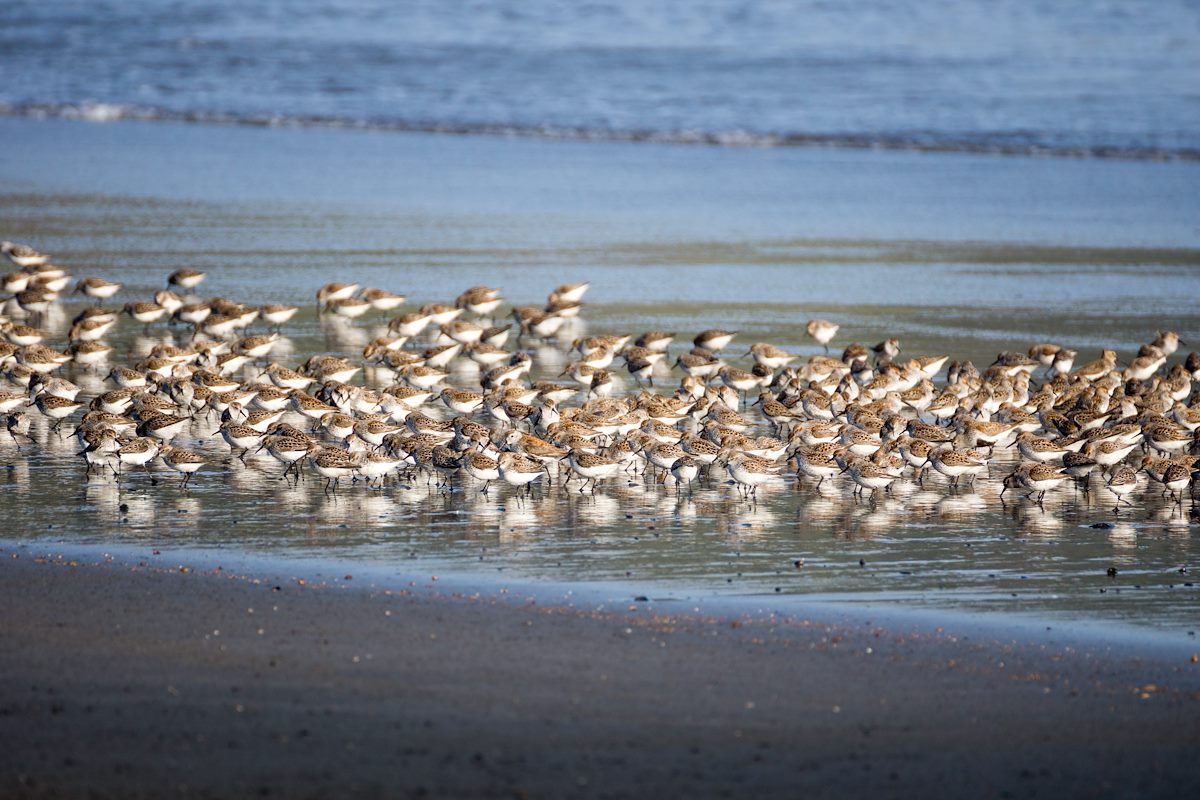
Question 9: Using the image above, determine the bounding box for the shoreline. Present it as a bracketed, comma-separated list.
[2, 546, 1198, 798]
[5, 104, 1198, 163]
[6, 538, 1200, 657]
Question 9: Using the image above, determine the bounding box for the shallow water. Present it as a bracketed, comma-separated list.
[1, 118, 1199, 637]
[2, 305, 1198, 634]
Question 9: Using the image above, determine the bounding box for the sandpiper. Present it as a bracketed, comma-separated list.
[635, 331, 675, 352]
[694, 329, 737, 352]
[871, 338, 901, 361]
[68, 317, 117, 343]
[124, 302, 167, 328]
[927, 447, 988, 487]
[1103, 464, 1139, 512]
[389, 311, 434, 338]
[258, 435, 318, 482]
[159, 445, 206, 488]
[361, 288, 406, 311]
[75, 277, 122, 302]
[0, 388, 30, 414]
[2, 321, 45, 346]
[723, 452, 778, 497]
[793, 445, 842, 488]
[1152, 330, 1184, 356]
[260, 303, 299, 328]
[265, 363, 314, 391]
[311, 447, 360, 493]
[2, 271, 30, 293]
[422, 303, 465, 326]
[34, 394, 83, 432]
[844, 458, 897, 498]
[459, 451, 501, 493]
[1013, 432, 1070, 463]
[563, 449, 621, 492]
[5, 411, 33, 449]
[549, 283, 590, 304]
[399, 364, 449, 390]
[805, 319, 839, 353]
[325, 296, 372, 319]
[115, 437, 161, 477]
[216, 422, 265, 463]
[358, 451, 403, 486]
[1002, 463, 1069, 503]
[749, 342, 795, 370]
[455, 286, 504, 318]
[1061, 451, 1100, 491]
[168, 269, 207, 290]
[316, 282, 359, 309]
[1160, 463, 1191, 503]
[2, 242, 50, 267]
[497, 451, 547, 494]
[669, 455, 700, 491]
[138, 412, 190, 442]
[1071, 349, 1117, 382]
[674, 352, 722, 379]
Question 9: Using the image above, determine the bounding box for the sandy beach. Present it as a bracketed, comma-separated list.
[2, 547, 1197, 799]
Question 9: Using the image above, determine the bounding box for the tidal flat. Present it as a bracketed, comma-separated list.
[2, 117, 1200, 636]
[2, 112, 1200, 800]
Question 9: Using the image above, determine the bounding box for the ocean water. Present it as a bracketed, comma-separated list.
[2, 0, 1199, 158]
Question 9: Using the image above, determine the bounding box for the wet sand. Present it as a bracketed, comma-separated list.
[2, 549, 1197, 799]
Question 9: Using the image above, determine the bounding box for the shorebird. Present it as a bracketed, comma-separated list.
[2, 241, 49, 267]
[497, 451, 546, 495]
[1103, 464, 1139, 513]
[114, 437, 161, 478]
[635, 331, 675, 352]
[456, 286, 503, 318]
[872, 338, 901, 362]
[669, 455, 700, 492]
[316, 282, 358, 309]
[168, 269, 207, 290]
[694, 329, 737, 352]
[215, 422, 264, 463]
[794, 445, 842, 488]
[723, 452, 777, 498]
[805, 319, 839, 353]
[260, 303, 299, 329]
[749, 342, 795, 370]
[124, 302, 167, 329]
[311, 447, 360, 493]
[34, 394, 83, 432]
[1001, 463, 1068, 504]
[927, 447, 988, 487]
[74, 277, 122, 302]
[158, 445, 206, 488]
[562, 449, 621, 492]
[325, 296, 372, 319]
[844, 457, 897, 498]
[361, 288, 406, 311]
[459, 451, 501, 493]
[6, 411, 33, 449]
[549, 282, 590, 304]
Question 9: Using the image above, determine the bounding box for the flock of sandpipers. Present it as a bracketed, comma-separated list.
[1, 239, 1198, 514]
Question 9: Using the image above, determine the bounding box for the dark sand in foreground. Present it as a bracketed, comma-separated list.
[1, 550, 1198, 799]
